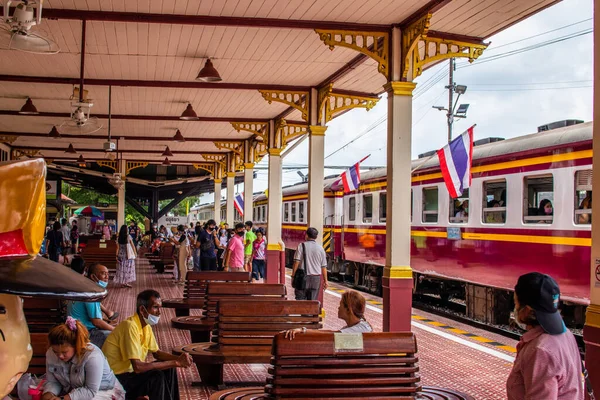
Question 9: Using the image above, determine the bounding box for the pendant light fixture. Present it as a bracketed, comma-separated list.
[173, 129, 185, 142]
[19, 97, 39, 114]
[65, 143, 77, 154]
[162, 157, 171, 166]
[196, 58, 222, 82]
[179, 103, 199, 120]
[48, 126, 60, 138]
[77, 155, 86, 167]
[161, 146, 174, 157]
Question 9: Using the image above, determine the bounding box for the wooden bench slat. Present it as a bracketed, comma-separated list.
[272, 356, 419, 366]
[268, 366, 420, 376]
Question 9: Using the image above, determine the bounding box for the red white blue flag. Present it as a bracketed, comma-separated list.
[340, 155, 370, 194]
[234, 193, 244, 216]
[437, 125, 475, 199]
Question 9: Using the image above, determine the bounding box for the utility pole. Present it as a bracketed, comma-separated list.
[447, 58, 454, 143]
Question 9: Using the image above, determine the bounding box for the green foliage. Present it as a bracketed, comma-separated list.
[159, 196, 200, 216]
[62, 182, 116, 205]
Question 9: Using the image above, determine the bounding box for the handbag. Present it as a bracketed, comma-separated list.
[292, 243, 307, 290]
[126, 237, 137, 260]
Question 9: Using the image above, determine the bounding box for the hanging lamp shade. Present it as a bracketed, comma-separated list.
[48, 126, 60, 138]
[65, 143, 77, 154]
[196, 58, 222, 82]
[173, 129, 185, 142]
[19, 97, 39, 115]
[77, 155, 86, 167]
[162, 157, 171, 166]
[180, 103, 199, 120]
[161, 146, 174, 157]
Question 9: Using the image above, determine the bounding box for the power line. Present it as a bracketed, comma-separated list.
[468, 85, 591, 92]
[466, 79, 592, 86]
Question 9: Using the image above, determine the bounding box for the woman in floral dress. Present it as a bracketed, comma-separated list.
[115, 225, 136, 288]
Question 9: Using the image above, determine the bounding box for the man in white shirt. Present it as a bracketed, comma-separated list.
[291, 227, 328, 301]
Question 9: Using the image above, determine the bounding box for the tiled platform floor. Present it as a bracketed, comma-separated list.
[101, 258, 514, 399]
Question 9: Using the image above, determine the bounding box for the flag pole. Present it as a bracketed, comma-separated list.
[411, 124, 476, 175]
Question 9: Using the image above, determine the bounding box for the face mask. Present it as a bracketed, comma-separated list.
[464, 207, 469, 213]
[237, 231, 245, 237]
[97, 280, 108, 289]
[544, 207, 553, 215]
[513, 306, 527, 330]
[208, 227, 214, 232]
[143, 308, 160, 326]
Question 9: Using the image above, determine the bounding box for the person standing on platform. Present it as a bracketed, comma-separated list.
[251, 229, 266, 282]
[291, 227, 328, 301]
[174, 224, 190, 285]
[224, 223, 246, 272]
[60, 218, 71, 255]
[244, 221, 256, 271]
[506, 272, 584, 400]
[217, 226, 229, 271]
[192, 224, 202, 271]
[45, 220, 65, 262]
[102, 290, 192, 400]
[115, 225, 136, 288]
[198, 219, 219, 271]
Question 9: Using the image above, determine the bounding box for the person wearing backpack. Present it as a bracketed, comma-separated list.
[45, 220, 65, 262]
[291, 227, 328, 300]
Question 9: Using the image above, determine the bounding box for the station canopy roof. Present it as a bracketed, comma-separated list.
[0, 0, 557, 194]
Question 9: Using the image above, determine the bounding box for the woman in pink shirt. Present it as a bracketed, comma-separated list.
[507, 272, 585, 400]
[224, 223, 246, 272]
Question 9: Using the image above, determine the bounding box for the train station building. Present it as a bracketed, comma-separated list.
[0, 0, 598, 398]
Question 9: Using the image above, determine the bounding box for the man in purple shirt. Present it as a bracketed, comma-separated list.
[507, 272, 584, 400]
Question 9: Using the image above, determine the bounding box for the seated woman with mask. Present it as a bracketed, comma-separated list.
[42, 317, 125, 400]
[284, 290, 373, 339]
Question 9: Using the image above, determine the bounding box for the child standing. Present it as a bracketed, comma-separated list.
[251, 230, 266, 282]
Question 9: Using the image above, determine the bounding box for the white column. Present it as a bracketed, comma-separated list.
[308, 126, 327, 242]
[117, 159, 126, 228]
[266, 149, 283, 247]
[383, 81, 416, 332]
[243, 163, 254, 222]
[226, 172, 235, 225]
[213, 179, 222, 222]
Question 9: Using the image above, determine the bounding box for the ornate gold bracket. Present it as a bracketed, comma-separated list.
[275, 119, 309, 148]
[126, 161, 148, 175]
[214, 141, 243, 155]
[234, 153, 245, 171]
[259, 90, 310, 122]
[401, 13, 488, 80]
[230, 122, 269, 142]
[254, 142, 268, 163]
[202, 153, 227, 167]
[11, 148, 40, 159]
[315, 29, 389, 77]
[44, 158, 54, 164]
[0, 135, 18, 144]
[96, 160, 117, 171]
[318, 83, 379, 123]
[193, 162, 215, 176]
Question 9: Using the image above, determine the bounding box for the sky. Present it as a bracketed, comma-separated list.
[202, 0, 593, 204]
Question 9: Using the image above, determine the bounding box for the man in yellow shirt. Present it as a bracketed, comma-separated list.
[102, 289, 192, 400]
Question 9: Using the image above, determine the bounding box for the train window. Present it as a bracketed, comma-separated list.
[363, 194, 373, 223]
[299, 201, 305, 223]
[291, 202, 297, 222]
[575, 170, 592, 225]
[379, 192, 387, 223]
[253, 208, 257, 221]
[449, 189, 469, 224]
[283, 203, 289, 222]
[422, 187, 438, 223]
[262, 205, 267, 222]
[482, 180, 507, 224]
[523, 175, 554, 224]
[348, 197, 356, 222]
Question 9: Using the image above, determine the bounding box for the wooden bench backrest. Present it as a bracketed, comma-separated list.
[81, 239, 118, 269]
[216, 300, 321, 351]
[204, 283, 287, 318]
[22, 298, 64, 333]
[28, 333, 49, 375]
[184, 271, 251, 299]
[160, 243, 174, 259]
[266, 332, 420, 398]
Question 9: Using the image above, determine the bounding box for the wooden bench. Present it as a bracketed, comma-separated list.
[171, 282, 287, 342]
[147, 242, 175, 274]
[173, 300, 321, 387]
[210, 332, 475, 400]
[28, 332, 49, 375]
[162, 271, 251, 317]
[23, 297, 65, 333]
[80, 238, 118, 274]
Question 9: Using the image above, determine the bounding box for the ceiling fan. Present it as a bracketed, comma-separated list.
[0, 0, 59, 54]
[58, 87, 103, 135]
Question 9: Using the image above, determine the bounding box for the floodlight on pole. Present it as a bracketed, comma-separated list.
[454, 85, 467, 95]
[432, 58, 470, 143]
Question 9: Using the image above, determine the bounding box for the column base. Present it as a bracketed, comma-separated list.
[584, 323, 600, 396]
[265, 249, 280, 284]
[383, 277, 413, 332]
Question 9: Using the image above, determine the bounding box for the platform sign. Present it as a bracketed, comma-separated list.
[447, 227, 462, 240]
[158, 216, 188, 231]
[334, 333, 364, 352]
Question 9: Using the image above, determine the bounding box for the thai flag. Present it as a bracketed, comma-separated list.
[233, 193, 244, 216]
[340, 155, 370, 194]
[437, 125, 475, 199]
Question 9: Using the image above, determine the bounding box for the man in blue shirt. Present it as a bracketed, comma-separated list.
[68, 263, 115, 347]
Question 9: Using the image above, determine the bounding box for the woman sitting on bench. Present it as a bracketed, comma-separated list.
[285, 290, 372, 339]
[42, 317, 125, 400]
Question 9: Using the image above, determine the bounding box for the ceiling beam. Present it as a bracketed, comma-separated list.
[397, 0, 451, 29]
[0, 110, 271, 123]
[8, 8, 390, 31]
[2, 131, 244, 143]
[19, 145, 226, 156]
[51, 158, 206, 165]
[0, 75, 312, 92]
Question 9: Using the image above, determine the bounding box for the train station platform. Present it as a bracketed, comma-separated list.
[101, 257, 516, 399]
